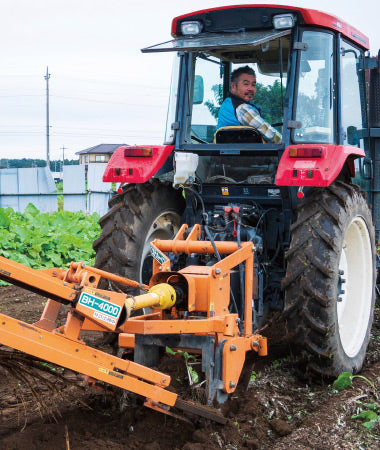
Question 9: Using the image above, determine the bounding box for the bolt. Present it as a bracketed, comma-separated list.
[340, 290, 345, 295]
[211, 338, 215, 344]
[339, 269, 344, 275]
[163, 378, 167, 383]
[210, 361, 214, 367]
[215, 268, 222, 275]
[341, 278, 346, 284]
[253, 341, 259, 348]
[229, 382, 237, 388]
[230, 345, 237, 351]
[337, 296, 343, 302]
[64, 282, 67, 286]
[252, 246, 255, 251]
[236, 318, 240, 323]
[75, 349, 79, 352]
[53, 270, 57, 275]
[159, 266, 162, 271]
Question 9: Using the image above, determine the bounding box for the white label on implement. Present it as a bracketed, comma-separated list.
[78, 292, 121, 326]
[150, 244, 167, 265]
[93, 311, 117, 325]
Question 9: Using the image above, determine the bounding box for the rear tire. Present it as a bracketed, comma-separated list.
[93, 179, 184, 292]
[282, 181, 376, 377]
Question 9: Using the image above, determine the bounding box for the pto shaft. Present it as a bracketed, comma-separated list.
[125, 283, 176, 318]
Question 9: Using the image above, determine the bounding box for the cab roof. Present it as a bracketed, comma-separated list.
[171, 4, 369, 50]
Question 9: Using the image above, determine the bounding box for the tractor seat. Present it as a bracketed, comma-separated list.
[214, 126, 263, 144]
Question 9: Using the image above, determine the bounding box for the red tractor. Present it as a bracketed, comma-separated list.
[95, 4, 380, 379]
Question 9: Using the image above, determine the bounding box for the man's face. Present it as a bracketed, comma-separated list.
[230, 73, 256, 102]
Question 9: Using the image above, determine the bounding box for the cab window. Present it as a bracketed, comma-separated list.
[187, 36, 289, 144]
[293, 31, 335, 143]
[340, 40, 365, 147]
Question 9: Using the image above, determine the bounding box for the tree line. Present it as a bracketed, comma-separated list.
[0, 159, 79, 170]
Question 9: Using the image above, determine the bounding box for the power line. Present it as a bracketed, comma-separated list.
[0, 131, 163, 138]
[0, 93, 167, 107]
[0, 124, 163, 133]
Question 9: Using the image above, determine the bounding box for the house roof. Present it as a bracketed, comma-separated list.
[75, 144, 127, 155]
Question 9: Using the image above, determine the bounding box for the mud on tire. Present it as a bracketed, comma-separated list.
[93, 179, 185, 293]
[282, 181, 376, 377]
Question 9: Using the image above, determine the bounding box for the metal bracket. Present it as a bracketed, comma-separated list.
[287, 120, 302, 129]
[293, 42, 308, 51]
[359, 55, 378, 71]
[134, 334, 225, 405]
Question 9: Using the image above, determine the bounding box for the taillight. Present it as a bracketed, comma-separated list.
[124, 147, 153, 157]
[288, 147, 323, 158]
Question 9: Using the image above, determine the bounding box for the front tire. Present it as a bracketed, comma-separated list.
[93, 180, 184, 292]
[282, 181, 376, 376]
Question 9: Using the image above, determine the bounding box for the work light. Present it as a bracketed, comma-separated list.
[181, 21, 202, 35]
[273, 14, 296, 29]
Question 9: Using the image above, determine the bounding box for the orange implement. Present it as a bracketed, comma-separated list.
[0, 313, 176, 406]
[0, 223, 267, 414]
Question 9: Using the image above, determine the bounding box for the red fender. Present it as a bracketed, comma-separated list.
[276, 144, 365, 187]
[103, 145, 174, 183]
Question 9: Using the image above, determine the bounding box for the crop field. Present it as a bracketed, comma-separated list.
[0, 204, 100, 269]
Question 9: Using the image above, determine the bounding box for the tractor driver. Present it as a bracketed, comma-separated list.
[217, 66, 282, 144]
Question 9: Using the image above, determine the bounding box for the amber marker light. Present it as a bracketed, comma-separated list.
[289, 147, 323, 158]
[124, 147, 153, 157]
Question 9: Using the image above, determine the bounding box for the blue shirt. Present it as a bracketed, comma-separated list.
[217, 95, 261, 129]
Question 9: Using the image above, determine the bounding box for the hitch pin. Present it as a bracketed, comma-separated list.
[297, 186, 304, 199]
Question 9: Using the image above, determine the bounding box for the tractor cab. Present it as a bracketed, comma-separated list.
[140, 5, 369, 187]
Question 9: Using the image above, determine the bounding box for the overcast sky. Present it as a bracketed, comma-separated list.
[0, 0, 378, 161]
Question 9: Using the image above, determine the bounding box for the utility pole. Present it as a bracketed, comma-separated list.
[45, 67, 51, 170]
[61, 145, 66, 174]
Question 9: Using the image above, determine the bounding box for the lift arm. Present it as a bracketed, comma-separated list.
[0, 255, 178, 407]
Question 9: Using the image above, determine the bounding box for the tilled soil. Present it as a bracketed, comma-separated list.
[0, 284, 379, 450]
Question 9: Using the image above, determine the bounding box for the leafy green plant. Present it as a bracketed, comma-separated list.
[333, 372, 377, 398]
[165, 346, 199, 385]
[272, 360, 280, 369]
[0, 204, 100, 271]
[352, 403, 380, 432]
[250, 370, 258, 381]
